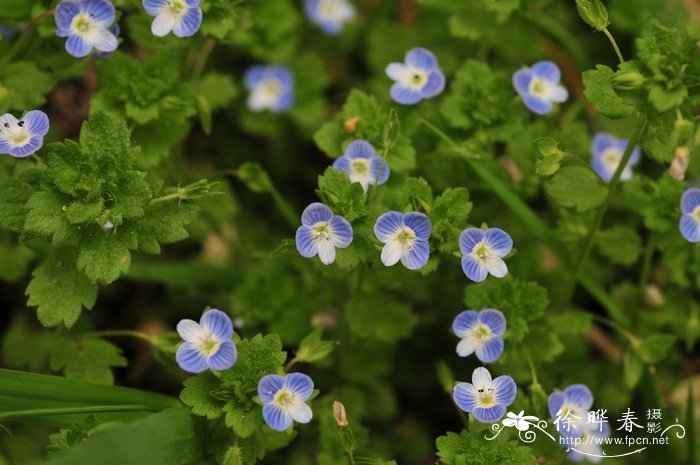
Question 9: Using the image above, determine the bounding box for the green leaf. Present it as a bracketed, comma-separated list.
[0, 175, 32, 232]
[436, 428, 536, 465]
[636, 333, 676, 364]
[49, 337, 127, 385]
[316, 167, 366, 222]
[26, 247, 98, 328]
[623, 351, 644, 388]
[345, 294, 418, 343]
[596, 225, 642, 265]
[545, 166, 609, 212]
[131, 200, 199, 255]
[582, 65, 637, 119]
[430, 187, 472, 253]
[180, 372, 226, 420]
[0, 61, 56, 113]
[534, 137, 566, 176]
[237, 162, 274, 193]
[295, 328, 337, 364]
[24, 189, 74, 244]
[77, 232, 134, 284]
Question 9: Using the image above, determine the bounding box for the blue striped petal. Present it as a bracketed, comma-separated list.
[9, 136, 43, 158]
[390, 84, 422, 105]
[200, 309, 233, 340]
[452, 310, 478, 336]
[301, 202, 333, 226]
[332, 155, 351, 172]
[422, 70, 445, 98]
[564, 384, 593, 411]
[461, 255, 488, 282]
[403, 212, 432, 241]
[472, 404, 507, 423]
[244, 66, 268, 89]
[83, 0, 116, 26]
[484, 228, 512, 256]
[176, 342, 208, 373]
[285, 373, 314, 401]
[512, 69, 532, 96]
[66, 34, 93, 58]
[272, 88, 294, 113]
[478, 309, 506, 336]
[475, 336, 504, 363]
[329, 215, 353, 248]
[258, 374, 285, 404]
[522, 95, 553, 115]
[143, 0, 168, 15]
[369, 156, 390, 185]
[531, 60, 561, 83]
[374, 211, 403, 243]
[55, 1, 81, 36]
[592, 132, 616, 157]
[262, 404, 293, 431]
[23, 111, 49, 137]
[680, 188, 700, 215]
[548, 391, 565, 419]
[173, 5, 202, 37]
[401, 239, 429, 270]
[207, 340, 237, 371]
[295, 225, 319, 258]
[591, 154, 614, 182]
[405, 47, 438, 70]
[679, 216, 700, 242]
[453, 382, 477, 412]
[344, 139, 375, 159]
[458, 228, 484, 254]
[493, 375, 517, 405]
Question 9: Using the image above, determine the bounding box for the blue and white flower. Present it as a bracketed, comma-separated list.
[296, 203, 353, 265]
[548, 384, 593, 437]
[332, 140, 389, 192]
[55, 0, 119, 58]
[176, 309, 238, 373]
[679, 188, 700, 243]
[143, 0, 202, 38]
[452, 309, 506, 363]
[512, 61, 569, 115]
[591, 132, 641, 183]
[0, 111, 49, 158]
[244, 66, 294, 113]
[258, 373, 314, 431]
[305, 0, 355, 35]
[459, 227, 513, 282]
[568, 422, 611, 463]
[374, 211, 432, 270]
[385, 47, 445, 105]
[453, 367, 516, 423]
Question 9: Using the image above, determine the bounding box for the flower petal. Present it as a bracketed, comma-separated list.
[681, 188, 700, 215]
[262, 404, 293, 431]
[564, 384, 594, 411]
[23, 110, 49, 137]
[456, 337, 478, 357]
[478, 309, 506, 336]
[484, 257, 508, 278]
[317, 239, 336, 265]
[200, 309, 233, 341]
[475, 336, 504, 363]
[545, 83, 568, 102]
[344, 139, 375, 159]
[329, 215, 353, 248]
[369, 156, 390, 185]
[405, 47, 438, 70]
[531, 60, 561, 82]
[301, 202, 333, 226]
[65, 34, 93, 58]
[548, 391, 566, 419]
[680, 216, 700, 242]
[421, 70, 445, 98]
[143, 0, 169, 16]
[453, 382, 478, 412]
[151, 12, 176, 37]
[244, 66, 268, 89]
[592, 132, 616, 157]
[177, 319, 205, 343]
[522, 95, 553, 115]
[390, 83, 422, 105]
[458, 228, 484, 254]
[332, 155, 351, 173]
[176, 342, 208, 373]
[258, 374, 285, 404]
[374, 211, 403, 243]
[173, 5, 202, 37]
[8, 136, 43, 158]
[55, 1, 81, 36]
[285, 372, 315, 400]
[87, 27, 118, 53]
[472, 404, 507, 423]
[484, 228, 512, 256]
[461, 255, 488, 282]
[471, 367, 493, 390]
[83, 0, 116, 26]
[493, 375, 517, 406]
[296, 225, 319, 258]
[401, 239, 429, 270]
[288, 400, 313, 424]
[385, 62, 411, 82]
[403, 212, 432, 241]
[452, 310, 478, 337]
[380, 241, 403, 267]
[512, 69, 532, 96]
[207, 340, 237, 371]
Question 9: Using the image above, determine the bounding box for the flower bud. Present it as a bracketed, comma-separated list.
[575, 0, 609, 31]
[333, 401, 348, 428]
[644, 284, 665, 307]
[344, 116, 359, 134]
[669, 146, 690, 181]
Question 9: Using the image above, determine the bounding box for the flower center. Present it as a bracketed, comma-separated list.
[692, 205, 700, 222]
[273, 389, 296, 408]
[405, 68, 427, 88]
[198, 335, 221, 356]
[472, 323, 492, 342]
[529, 78, 548, 98]
[10, 131, 30, 147]
[601, 147, 622, 170]
[312, 221, 332, 241]
[396, 226, 416, 246]
[168, 0, 188, 15]
[320, 0, 337, 15]
[476, 387, 496, 407]
[71, 13, 95, 35]
[351, 159, 369, 175]
[473, 242, 492, 262]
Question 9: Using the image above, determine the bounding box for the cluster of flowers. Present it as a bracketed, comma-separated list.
[176, 309, 314, 432]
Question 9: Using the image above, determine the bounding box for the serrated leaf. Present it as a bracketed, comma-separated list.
[49, 338, 127, 385]
[545, 166, 609, 212]
[582, 65, 637, 119]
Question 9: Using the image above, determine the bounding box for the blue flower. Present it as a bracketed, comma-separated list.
[385, 47, 445, 105]
[591, 132, 641, 183]
[332, 140, 389, 192]
[244, 66, 294, 113]
[93, 24, 120, 60]
[452, 309, 506, 363]
[305, 0, 355, 35]
[0, 24, 19, 40]
[548, 384, 593, 437]
[143, 0, 202, 37]
[296, 203, 353, 265]
[0, 110, 49, 158]
[55, 0, 119, 58]
[374, 211, 432, 270]
[453, 367, 516, 423]
[567, 423, 610, 463]
[459, 227, 512, 282]
[258, 373, 314, 431]
[679, 188, 700, 243]
[176, 309, 238, 373]
[512, 61, 568, 115]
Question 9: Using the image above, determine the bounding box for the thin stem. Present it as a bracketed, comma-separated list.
[191, 38, 216, 81]
[268, 188, 299, 230]
[526, 353, 539, 386]
[588, 313, 640, 347]
[563, 118, 645, 301]
[285, 357, 300, 371]
[602, 27, 625, 64]
[0, 404, 157, 420]
[86, 330, 153, 344]
[149, 190, 185, 205]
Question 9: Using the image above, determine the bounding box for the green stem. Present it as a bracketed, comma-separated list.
[0, 404, 158, 420]
[149, 190, 186, 205]
[588, 313, 640, 347]
[602, 27, 625, 64]
[190, 38, 216, 81]
[526, 353, 539, 386]
[285, 357, 300, 371]
[268, 188, 299, 230]
[86, 330, 153, 344]
[563, 118, 645, 301]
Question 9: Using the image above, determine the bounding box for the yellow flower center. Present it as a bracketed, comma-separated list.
[312, 222, 331, 240]
[396, 226, 416, 244]
[168, 0, 188, 14]
[351, 159, 369, 174]
[200, 336, 220, 355]
[71, 13, 94, 34]
[273, 389, 296, 408]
